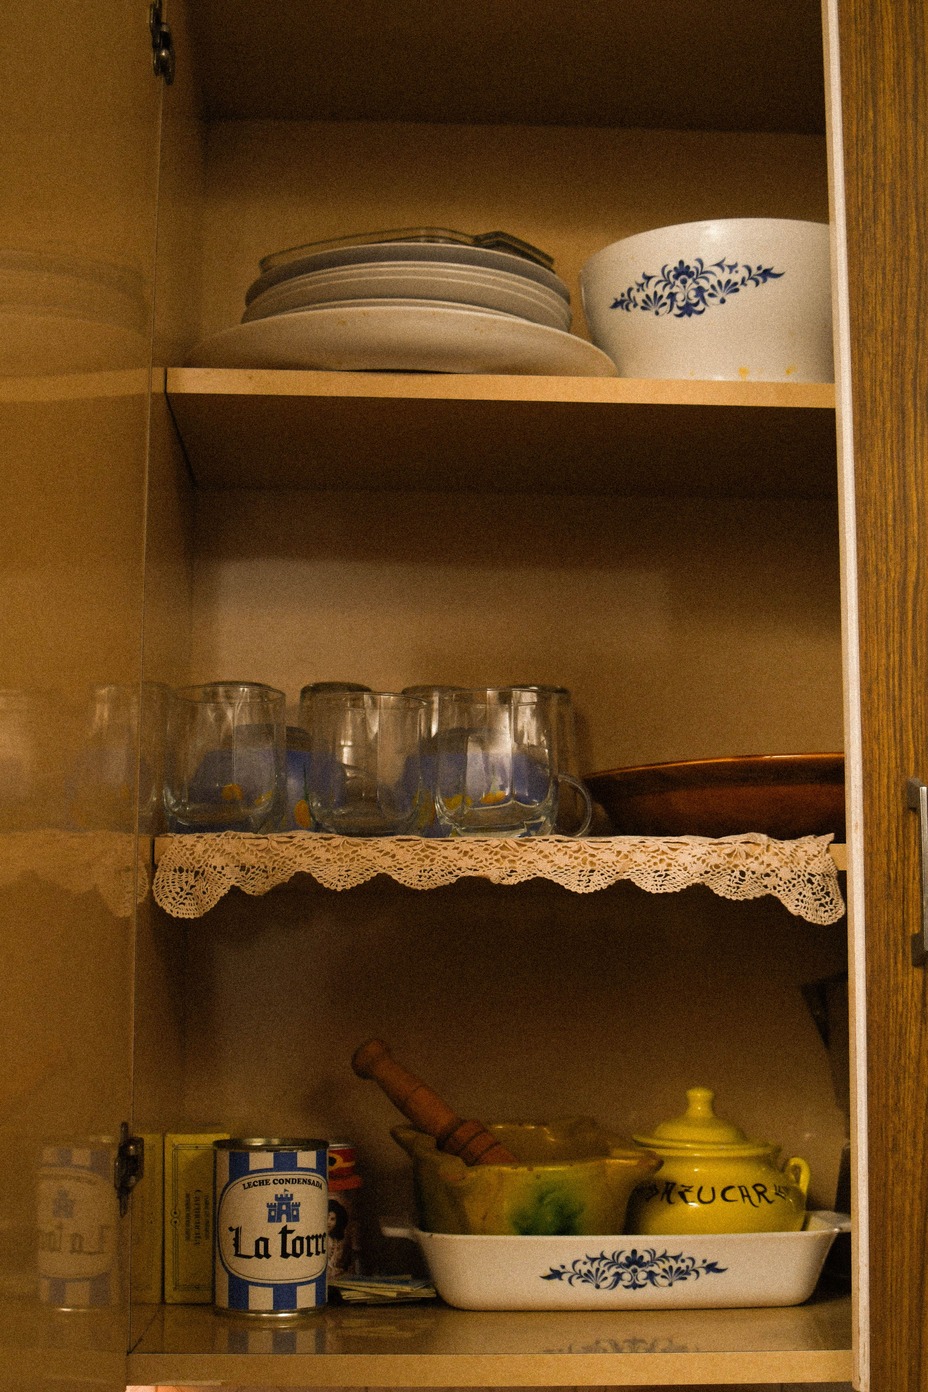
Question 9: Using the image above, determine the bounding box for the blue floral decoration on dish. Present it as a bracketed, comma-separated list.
[541, 1247, 728, 1291]
[610, 258, 784, 318]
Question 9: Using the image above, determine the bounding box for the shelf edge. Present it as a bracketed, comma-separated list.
[152, 834, 848, 867]
[127, 1347, 854, 1387]
[165, 366, 837, 410]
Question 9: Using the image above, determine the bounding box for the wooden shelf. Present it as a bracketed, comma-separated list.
[165, 369, 837, 497]
[127, 1292, 853, 1386]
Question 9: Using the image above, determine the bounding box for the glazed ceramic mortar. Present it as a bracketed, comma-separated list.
[392, 1117, 660, 1236]
[625, 1086, 811, 1235]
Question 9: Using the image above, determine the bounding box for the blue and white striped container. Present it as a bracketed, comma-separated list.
[214, 1138, 328, 1317]
[36, 1142, 120, 1309]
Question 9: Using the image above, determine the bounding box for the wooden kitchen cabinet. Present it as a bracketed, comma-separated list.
[2, 2, 925, 1389]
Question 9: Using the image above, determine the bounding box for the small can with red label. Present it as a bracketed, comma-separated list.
[214, 1137, 328, 1318]
[327, 1141, 363, 1279]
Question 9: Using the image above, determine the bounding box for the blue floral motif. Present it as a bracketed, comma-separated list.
[610, 258, 784, 318]
[540, 1247, 728, 1291]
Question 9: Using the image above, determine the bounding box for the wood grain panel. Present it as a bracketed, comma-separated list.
[836, 0, 928, 1387]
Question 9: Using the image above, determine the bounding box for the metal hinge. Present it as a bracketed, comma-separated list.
[149, 0, 175, 84]
[114, 1123, 145, 1216]
[907, 776, 928, 965]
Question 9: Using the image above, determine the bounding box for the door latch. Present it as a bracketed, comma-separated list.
[906, 777, 928, 965]
[114, 1123, 145, 1216]
[149, 0, 175, 84]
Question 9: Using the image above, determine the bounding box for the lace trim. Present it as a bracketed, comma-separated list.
[151, 831, 845, 924]
[0, 829, 149, 918]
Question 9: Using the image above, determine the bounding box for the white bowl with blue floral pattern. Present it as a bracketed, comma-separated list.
[580, 218, 833, 382]
[382, 1211, 848, 1309]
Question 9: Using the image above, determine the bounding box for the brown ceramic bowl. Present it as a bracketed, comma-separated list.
[585, 753, 845, 840]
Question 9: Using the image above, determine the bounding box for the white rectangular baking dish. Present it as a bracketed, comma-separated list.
[381, 1211, 849, 1310]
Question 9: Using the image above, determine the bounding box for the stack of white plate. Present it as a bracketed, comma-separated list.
[186, 239, 618, 376]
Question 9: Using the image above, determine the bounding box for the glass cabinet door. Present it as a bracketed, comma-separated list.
[0, 2, 162, 1387]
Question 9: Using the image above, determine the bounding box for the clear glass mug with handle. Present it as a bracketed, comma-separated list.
[433, 686, 592, 838]
[164, 681, 286, 833]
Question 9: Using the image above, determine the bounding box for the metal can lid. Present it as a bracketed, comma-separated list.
[327, 1142, 357, 1171]
[215, 1137, 329, 1150]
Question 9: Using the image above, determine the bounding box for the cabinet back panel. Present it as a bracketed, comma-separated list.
[187, 489, 842, 773]
[175, 880, 847, 1271]
[188, 0, 826, 133]
[194, 122, 828, 352]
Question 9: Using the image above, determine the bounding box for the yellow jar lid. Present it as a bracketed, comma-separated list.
[633, 1087, 759, 1152]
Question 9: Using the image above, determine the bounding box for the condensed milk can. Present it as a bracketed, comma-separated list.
[36, 1140, 120, 1309]
[214, 1137, 328, 1317]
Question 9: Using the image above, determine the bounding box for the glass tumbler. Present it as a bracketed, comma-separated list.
[308, 691, 427, 836]
[510, 683, 588, 834]
[164, 681, 286, 833]
[401, 685, 467, 836]
[65, 683, 141, 833]
[0, 689, 42, 830]
[434, 686, 592, 837]
[298, 681, 372, 733]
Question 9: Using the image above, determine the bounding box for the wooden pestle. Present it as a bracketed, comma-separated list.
[352, 1038, 518, 1165]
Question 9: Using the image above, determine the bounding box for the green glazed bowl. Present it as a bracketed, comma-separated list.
[392, 1117, 661, 1236]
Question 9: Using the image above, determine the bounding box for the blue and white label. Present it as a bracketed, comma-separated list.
[215, 1145, 327, 1314]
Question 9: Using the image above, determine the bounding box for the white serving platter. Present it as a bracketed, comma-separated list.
[381, 1211, 849, 1311]
[187, 301, 616, 376]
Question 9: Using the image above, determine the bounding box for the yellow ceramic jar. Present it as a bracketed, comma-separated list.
[392, 1117, 661, 1236]
[625, 1087, 811, 1235]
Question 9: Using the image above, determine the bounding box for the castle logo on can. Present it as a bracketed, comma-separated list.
[218, 1172, 327, 1284]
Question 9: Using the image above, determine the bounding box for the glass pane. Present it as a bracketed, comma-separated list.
[0, 1, 161, 1387]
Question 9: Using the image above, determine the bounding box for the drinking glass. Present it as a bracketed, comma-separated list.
[298, 681, 371, 733]
[510, 683, 587, 834]
[401, 685, 467, 836]
[164, 682, 286, 833]
[434, 687, 592, 837]
[0, 689, 42, 830]
[65, 683, 140, 832]
[308, 691, 427, 836]
[282, 725, 314, 830]
[139, 680, 172, 834]
[401, 685, 467, 737]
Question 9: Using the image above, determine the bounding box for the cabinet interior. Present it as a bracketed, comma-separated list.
[130, 0, 853, 1377]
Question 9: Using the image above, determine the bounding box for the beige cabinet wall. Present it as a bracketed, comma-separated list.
[186, 486, 842, 774]
[196, 122, 828, 351]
